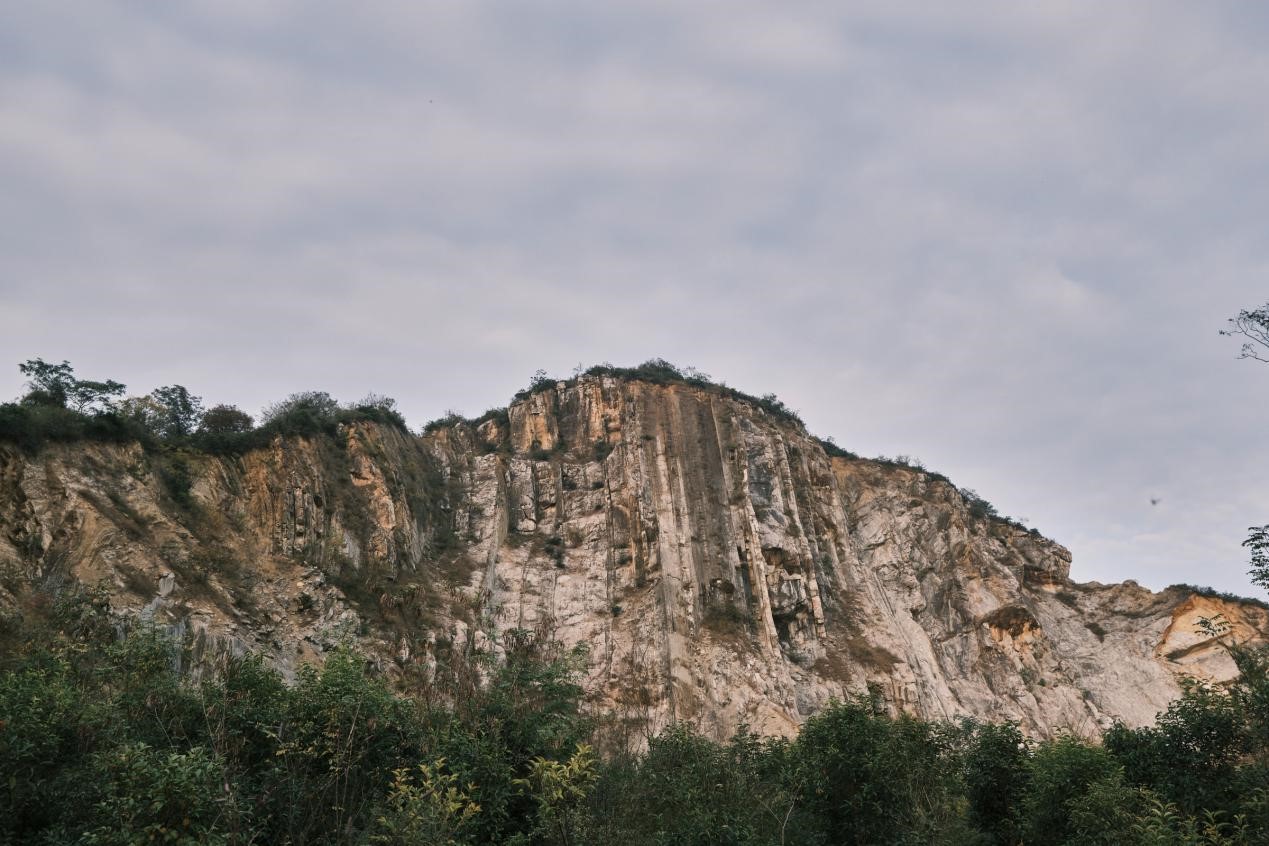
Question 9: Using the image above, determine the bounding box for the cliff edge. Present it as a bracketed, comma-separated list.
[1, 373, 1264, 740]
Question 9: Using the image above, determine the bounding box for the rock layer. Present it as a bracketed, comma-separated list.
[1, 375, 1265, 740]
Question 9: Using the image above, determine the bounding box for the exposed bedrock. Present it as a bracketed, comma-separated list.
[1, 375, 1264, 741]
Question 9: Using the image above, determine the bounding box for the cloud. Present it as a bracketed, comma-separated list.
[1, 1, 1266, 595]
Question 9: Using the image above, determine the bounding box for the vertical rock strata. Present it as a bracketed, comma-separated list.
[0, 375, 1265, 740]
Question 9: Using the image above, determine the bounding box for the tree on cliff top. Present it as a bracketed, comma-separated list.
[199, 404, 253, 435]
[149, 384, 204, 438]
[18, 358, 124, 413]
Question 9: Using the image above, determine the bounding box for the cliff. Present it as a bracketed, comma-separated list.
[1, 373, 1265, 741]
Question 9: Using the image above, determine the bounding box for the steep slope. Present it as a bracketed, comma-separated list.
[1, 374, 1264, 741]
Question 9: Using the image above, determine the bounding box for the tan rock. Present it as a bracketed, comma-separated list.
[0, 374, 1265, 741]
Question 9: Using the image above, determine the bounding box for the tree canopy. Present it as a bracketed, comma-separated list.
[2, 588, 1268, 845]
[18, 358, 125, 412]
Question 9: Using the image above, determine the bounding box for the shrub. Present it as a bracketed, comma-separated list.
[581, 725, 790, 846]
[260, 390, 341, 436]
[346, 393, 408, 429]
[702, 597, 749, 637]
[260, 649, 427, 842]
[791, 698, 973, 844]
[0, 402, 153, 452]
[963, 721, 1029, 845]
[0, 663, 88, 834]
[1020, 737, 1124, 846]
[1167, 583, 1269, 611]
[80, 743, 236, 845]
[199, 404, 253, 435]
[513, 360, 805, 426]
[815, 436, 858, 459]
[1105, 680, 1248, 816]
[959, 488, 999, 520]
[159, 457, 195, 507]
[422, 410, 469, 434]
[0, 592, 608, 846]
[367, 760, 481, 845]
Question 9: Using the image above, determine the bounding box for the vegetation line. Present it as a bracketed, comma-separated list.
[2, 588, 1268, 844]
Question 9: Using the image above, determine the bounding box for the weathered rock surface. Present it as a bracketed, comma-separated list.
[1, 375, 1265, 741]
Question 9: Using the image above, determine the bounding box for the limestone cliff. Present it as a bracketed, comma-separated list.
[1, 374, 1264, 741]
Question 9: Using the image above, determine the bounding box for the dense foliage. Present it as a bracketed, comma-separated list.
[2, 588, 1268, 845]
[0, 359, 409, 455]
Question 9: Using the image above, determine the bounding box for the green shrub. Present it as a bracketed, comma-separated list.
[367, 760, 481, 845]
[512, 359, 806, 426]
[160, 456, 195, 507]
[581, 725, 792, 846]
[0, 662, 89, 835]
[1020, 737, 1124, 846]
[260, 390, 342, 436]
[963, 721, 1029, 844]
[1106, 681, 1248, 816]
[260, 649, 426, 843]
[815, 436, 858, 459]
[1167, 583, 1269, 611]
[80, 743, 236, 846]
[0, 402, 154, 452]
[959, 488, 999, 520]
[791, 698, 973, 845]
[2, 574, 1267, 846]
[199, 404, 254, 435]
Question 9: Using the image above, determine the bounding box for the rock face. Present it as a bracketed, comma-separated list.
[1, 374, 1265, 741]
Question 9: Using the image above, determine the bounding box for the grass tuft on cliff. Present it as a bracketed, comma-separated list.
[507, 358, 806, 427]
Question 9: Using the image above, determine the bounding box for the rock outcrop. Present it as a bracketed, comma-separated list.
[1, 374, 1265, 741]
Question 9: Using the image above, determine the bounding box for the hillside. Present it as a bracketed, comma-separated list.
[1, 368, 1264, 740]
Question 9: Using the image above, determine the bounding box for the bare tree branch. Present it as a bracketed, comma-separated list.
[1220, 302, 1269, 363]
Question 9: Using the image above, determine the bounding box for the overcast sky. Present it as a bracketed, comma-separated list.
[2, 2, 1266, 596]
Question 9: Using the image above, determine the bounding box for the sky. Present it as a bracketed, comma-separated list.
[1, 2, 1266, 596]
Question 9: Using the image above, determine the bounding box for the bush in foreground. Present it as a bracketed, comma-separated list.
[2, 586, 1269, 844]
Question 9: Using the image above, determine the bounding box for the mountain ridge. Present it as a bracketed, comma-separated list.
[1, 368, 1265, 741]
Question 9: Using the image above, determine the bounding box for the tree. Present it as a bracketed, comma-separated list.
[67, 379, 125, 413]
[368, 761, 481, 845]
[516, 745, 597, 846]
[17, 359, 124, 412]
[348, 394, 407, 428]
[963, 721, 1029, 845]
[1019, 737, 1126, 846]
[260, 391, 340, 434]
[17, 358, 75, 406]
[149, 385, 204, 438]
[1224, 305, 1269, 592]
[1247, 525, 1269, 592]
[1105, 680, 1247, 816]
[198, 405, 253, 435]
[1221, 301, 1269, 363]
[116, 395, 166, 431]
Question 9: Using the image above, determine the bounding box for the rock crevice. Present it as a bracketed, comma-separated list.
[1, 374, 1265, 740]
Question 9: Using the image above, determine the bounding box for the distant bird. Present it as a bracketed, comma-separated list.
[1150, 497, 1161, 506]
